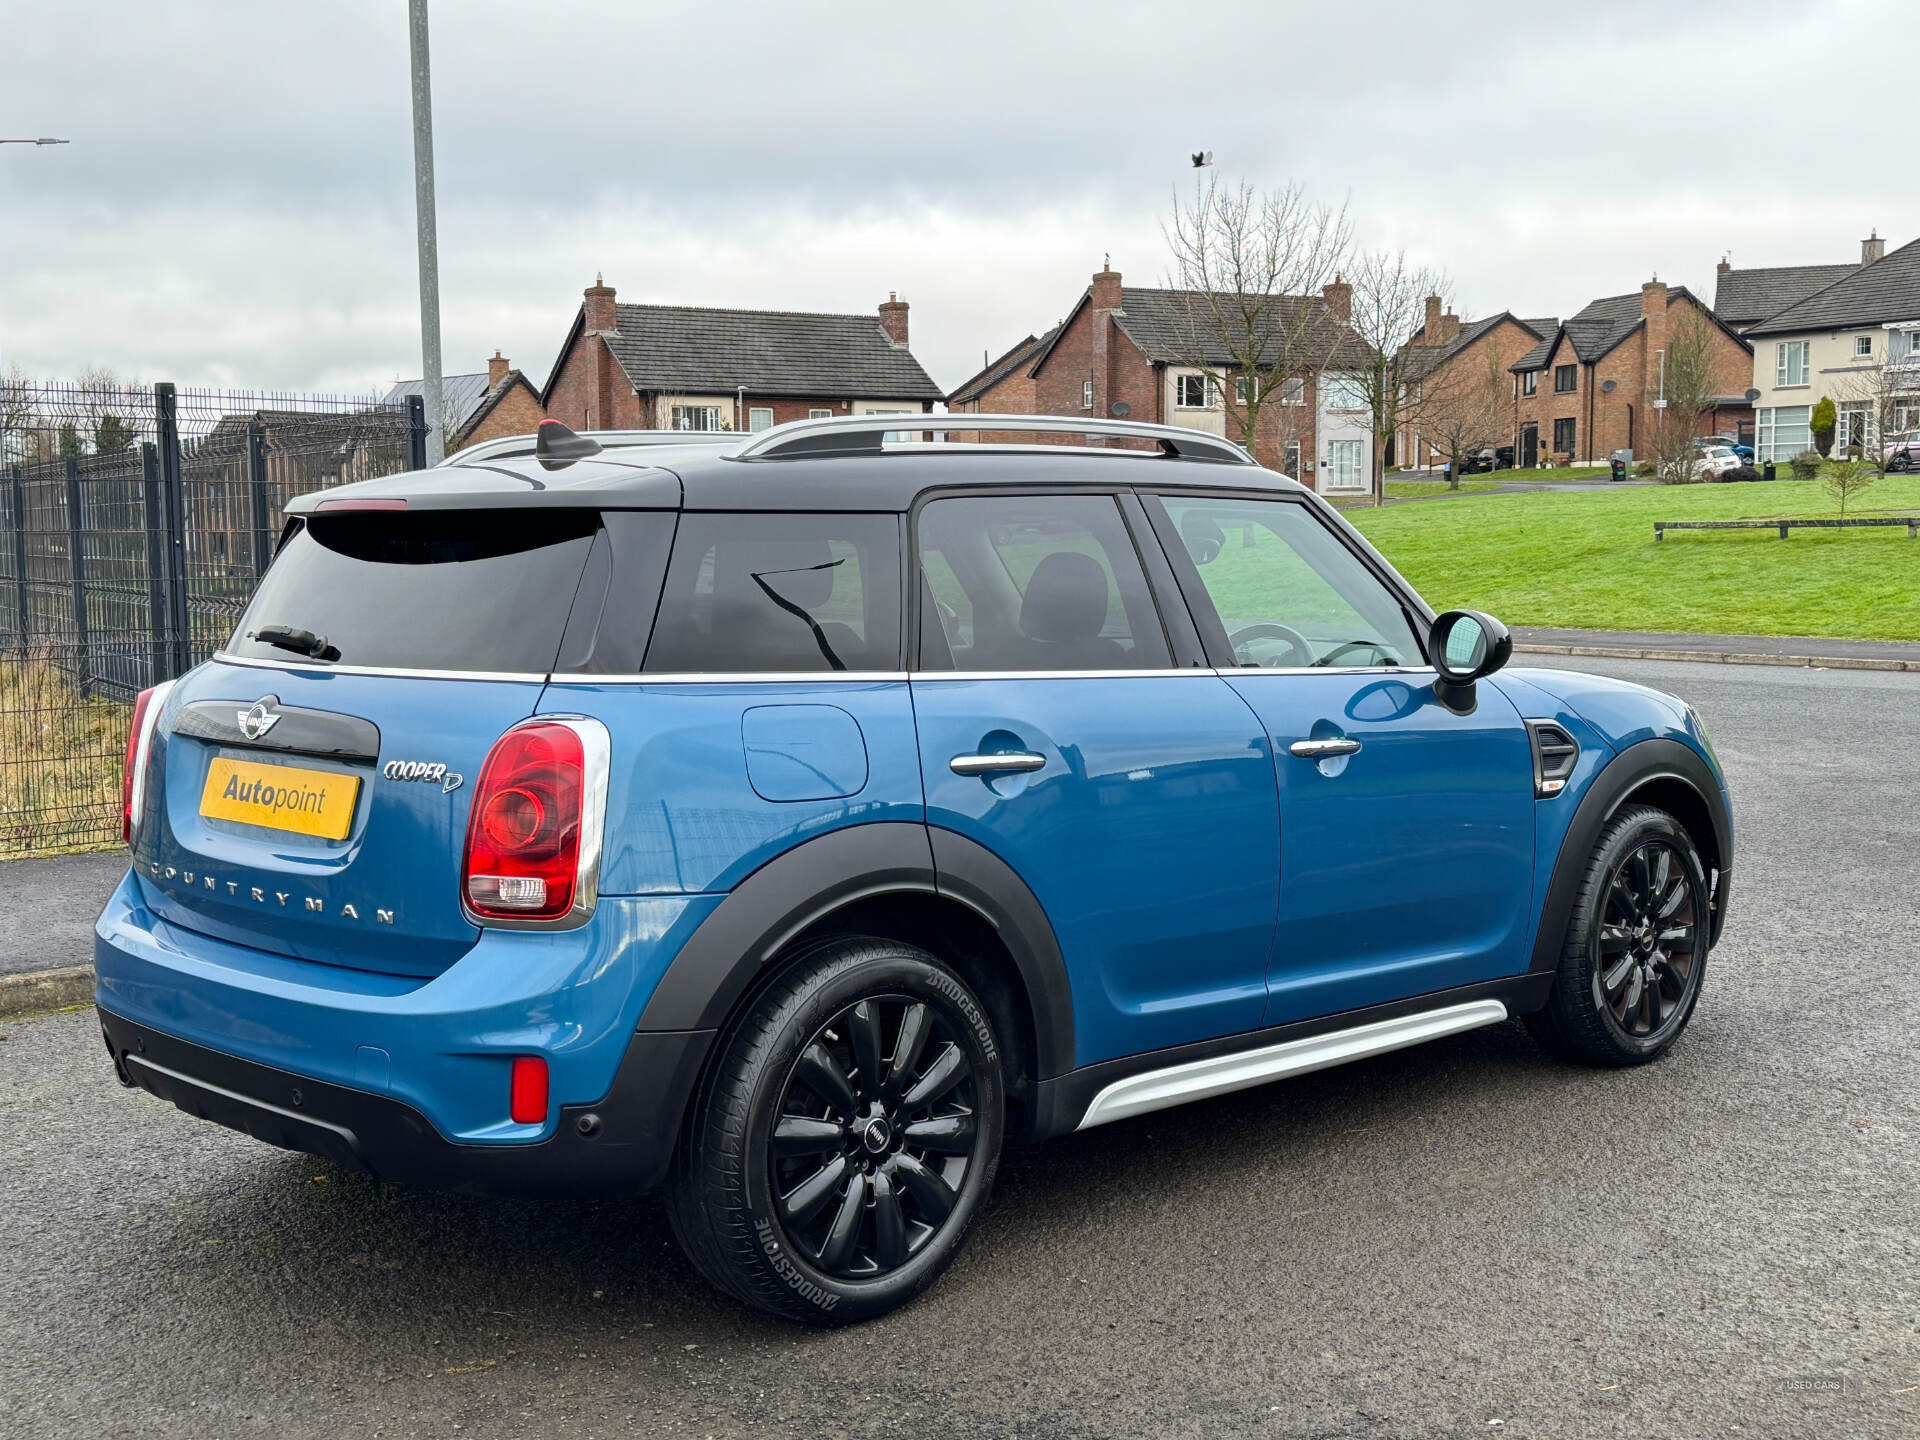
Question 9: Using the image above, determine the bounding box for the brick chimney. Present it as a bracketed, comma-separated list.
[1420, 295, 1460, 348]
[488, 351, 509, 387]
[1863, 231, 1886, 265]
[879, 292, 909, 347]
[1091, 262, 1123, 313]
[584, 273, 617, 335]
[1716, 255, 1731, 276]
[1642, 275, 1670, 409]
[1322, 275, 1351, 323]
[1088, 263, 1125, 425]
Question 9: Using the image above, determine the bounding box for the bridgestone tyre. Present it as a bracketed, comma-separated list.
[1526, 805, 1712, 1067]
[667, 937, 1005, 1325]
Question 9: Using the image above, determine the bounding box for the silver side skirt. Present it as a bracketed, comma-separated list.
[1074, 998, 1511, 1131]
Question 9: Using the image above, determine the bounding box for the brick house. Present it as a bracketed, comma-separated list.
[967, 264, 1376, 492]
[1510, 280, 1754, 466]
[382, 353, 544, 453]
[1394, 301, 1552, 469]
[541, 278, 941, 434]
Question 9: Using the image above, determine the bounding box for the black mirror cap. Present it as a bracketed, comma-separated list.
[1430, 609, 1513, 684]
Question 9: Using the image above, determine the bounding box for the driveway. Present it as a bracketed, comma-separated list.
[1, 656, 1915, 1438]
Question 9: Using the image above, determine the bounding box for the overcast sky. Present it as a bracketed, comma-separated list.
[3, 0, 1914, 398]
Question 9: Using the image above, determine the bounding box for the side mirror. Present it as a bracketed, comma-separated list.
[1429, 609, 1511, 709]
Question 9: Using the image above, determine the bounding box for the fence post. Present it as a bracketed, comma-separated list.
[155, 382, 191, 676]
[141, 442, 168, 687]
[64, 454, 91, 696]
[407, 394, 428, 471]
[247, 417, 273, 578]
[7, 466, 26, 650]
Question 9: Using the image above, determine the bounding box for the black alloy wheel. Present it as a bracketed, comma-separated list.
[1526, 805, 1712, 1066]
[770, 995, 985, 1279]
[667, 937, 1004, 1325]
[1593, 838, 1701, 1040]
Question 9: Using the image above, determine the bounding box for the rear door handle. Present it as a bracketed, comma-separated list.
[950, 752, 1048, 776]
[1289, 737, 1361, 759]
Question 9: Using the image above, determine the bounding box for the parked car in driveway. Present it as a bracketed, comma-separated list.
[1881, 429, 1919, 472]
[1698, 435, 1756, 465]
[95, 413, 1734, 1324]
[1693, 445, 1743, 480]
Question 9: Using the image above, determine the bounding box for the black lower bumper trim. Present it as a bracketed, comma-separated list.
[97, 1008, 713, 1198]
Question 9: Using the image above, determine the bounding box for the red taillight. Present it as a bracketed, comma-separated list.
[509, 1056, 549, 1125]
[122, 684, 167, 845]
[462, 722, 587, 921]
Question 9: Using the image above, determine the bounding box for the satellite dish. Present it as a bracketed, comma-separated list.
[1601, 380, 1617, 394]
[1745, 387, 1761, 403]
[1111, 401, 1131, 417]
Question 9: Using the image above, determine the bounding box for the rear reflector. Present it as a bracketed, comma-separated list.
[509, 1056, 549, 1125]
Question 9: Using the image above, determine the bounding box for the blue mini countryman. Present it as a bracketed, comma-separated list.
[97, 414, 1731, 1323]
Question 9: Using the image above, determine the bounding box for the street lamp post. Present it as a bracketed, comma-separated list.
[407, 0, 445, 465]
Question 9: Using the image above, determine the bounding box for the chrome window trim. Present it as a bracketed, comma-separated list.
[547, 671, 911, 686]
[545, 665, 1440, 685]
[213, 653, 548, 684]
[1217, 665, 1437, 678]
[127, 678, 176, 846]
[462, 714, 611, 933]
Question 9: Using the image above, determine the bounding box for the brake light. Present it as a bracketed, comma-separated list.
[122, 681, 173, 845]
[462, 719, 606, 923]
[509, 1056, 549, 1124]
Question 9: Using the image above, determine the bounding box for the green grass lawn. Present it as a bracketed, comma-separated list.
[1383, 479, 1502, 499]
[1343, 475, 1920, 641]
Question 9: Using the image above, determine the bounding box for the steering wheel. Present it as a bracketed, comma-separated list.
[1313, 639, 1397, 668]
[1228, 622, 1315, 668]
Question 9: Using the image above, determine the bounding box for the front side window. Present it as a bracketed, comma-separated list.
[671, 404, 723, 431]
[1153, 496, 1420, 669]
[645, 512, 901, 673]
[915, 494, 1168, 671]
[1776, 341, 1810, 387]
[1522, 371, 1538, 396]
[1554, 364, 1577, 394]
[748, 407, 774, 432]
[1553, 416, 1577, 453]
[1756, 404, 1812, 461]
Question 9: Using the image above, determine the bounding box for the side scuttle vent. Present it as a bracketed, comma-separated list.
[1526, 721, 1579, 798]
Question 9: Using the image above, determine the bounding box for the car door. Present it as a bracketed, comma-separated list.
[1141, 491, 1536, 1027]
[910, 490, 1280, 1067]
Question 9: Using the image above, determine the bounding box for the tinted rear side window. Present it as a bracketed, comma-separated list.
[644, 513, 902, 673]
[227, 509, 600, 673]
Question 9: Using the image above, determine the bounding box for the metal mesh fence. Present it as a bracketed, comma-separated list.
[0, 380, 425, 857]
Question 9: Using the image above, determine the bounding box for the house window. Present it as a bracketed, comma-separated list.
[1083, 379, 1094, 410]
[1282, 442, 1302, 477]
[1323, 375, 1367, 411]
[1776, 341, 1810, 387]
[1552, 417, 1576, 454]
[809, 407, 833, 419]
[1521, 371, 1538, 397]
[1234, 376, 1248, 405]
[1756, 404, 1813, 461]
[748, 407, 774, 433]
[1280, 377, 1304, 406]
[1175, 373, 1212, 408]
[671, 404, 723, 431]
[1855, 335, 1874, 358]
[1554, 364, 1577, 394]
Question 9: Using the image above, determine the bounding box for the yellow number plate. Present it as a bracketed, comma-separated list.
[199, 757, 360, 840]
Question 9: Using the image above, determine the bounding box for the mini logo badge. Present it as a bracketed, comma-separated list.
[237, 699, 282, 741]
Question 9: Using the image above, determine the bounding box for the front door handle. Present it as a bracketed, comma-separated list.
[1289, 737, 1361, 759]
[950, 751, 1048, 776]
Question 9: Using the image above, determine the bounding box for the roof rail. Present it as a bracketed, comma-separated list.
[444, 428, 736, 467]
[728, 412, 1258, 465]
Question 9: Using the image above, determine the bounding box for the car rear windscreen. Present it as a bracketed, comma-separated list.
[224, 509, 600, 673]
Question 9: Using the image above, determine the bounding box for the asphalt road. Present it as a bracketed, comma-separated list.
[3, 656, 1917, 1439]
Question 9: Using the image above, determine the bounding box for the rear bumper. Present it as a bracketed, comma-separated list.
[99, 1007, 709, 1196]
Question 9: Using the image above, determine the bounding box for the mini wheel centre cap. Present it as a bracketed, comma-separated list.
[861, 1117, 892, 1154]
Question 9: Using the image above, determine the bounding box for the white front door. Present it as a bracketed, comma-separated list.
[1329, 440, 1364, 490]
[1836, 402, 1871, 458]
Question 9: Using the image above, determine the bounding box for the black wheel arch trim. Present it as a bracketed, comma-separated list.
[1530, 736, 1732, 976]
[634, 822, 1075, 1082]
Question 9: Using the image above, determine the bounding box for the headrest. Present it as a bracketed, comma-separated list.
[1020, 551, 1110, 644]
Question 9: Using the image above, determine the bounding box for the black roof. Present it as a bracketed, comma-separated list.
[572, 302, 945, 402]
[947, 328, 1057, 405]
[1400, 312, 1544, 382]
[1744, 238, 1920, 336]
[283, 437, 1301, 516]
[1511, 288, 1743, 372]
[1029, 286, 1376, 375]
[1714, 262, 1861, 326]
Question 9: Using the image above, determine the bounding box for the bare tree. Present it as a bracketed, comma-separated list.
[1340, 249, 1450, 504]
[1417, 342, 1510, 488]
[1644, 306, 1719, 485]
[1833, 343, 1920, 476]
[1162, 175, 1352, 458]
[0, 364, 38, 465]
